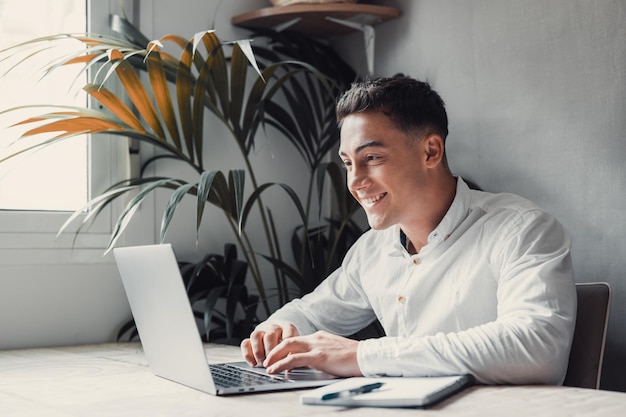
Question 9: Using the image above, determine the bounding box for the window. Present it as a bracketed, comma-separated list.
[0, 0, 134, 259]
[0, 0, 88, 211]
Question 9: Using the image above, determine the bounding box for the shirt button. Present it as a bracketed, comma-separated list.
[412, 258, 421, 265]
[397, 296, 406, 304]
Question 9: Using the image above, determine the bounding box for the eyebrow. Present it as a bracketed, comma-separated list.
[338, 140, 385, 158]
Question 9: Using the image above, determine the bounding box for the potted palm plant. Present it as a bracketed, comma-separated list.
[0, 14, 363, 323]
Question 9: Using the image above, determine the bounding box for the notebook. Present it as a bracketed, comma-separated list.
[113, 244, 341, 396]
[301, 375, 473, 408]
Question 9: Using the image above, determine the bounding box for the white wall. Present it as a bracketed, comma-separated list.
[0, 263, 127, 348]
[346, 0, 624, 391]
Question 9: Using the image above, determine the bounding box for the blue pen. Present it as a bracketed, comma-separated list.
[321, 382, 384, 401]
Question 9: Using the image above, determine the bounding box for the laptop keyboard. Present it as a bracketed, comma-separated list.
[209, 363, 289, 388]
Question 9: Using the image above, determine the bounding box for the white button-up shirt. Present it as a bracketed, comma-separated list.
[262, 178, 576, 384]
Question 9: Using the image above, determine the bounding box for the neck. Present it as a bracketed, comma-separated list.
[402, 175, 457, 254]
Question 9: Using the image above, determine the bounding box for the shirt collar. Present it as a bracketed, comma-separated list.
[427, 177, 472, 245]
[393, 177, 472, 255]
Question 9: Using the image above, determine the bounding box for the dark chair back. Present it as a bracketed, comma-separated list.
[563, 282, 611, 389]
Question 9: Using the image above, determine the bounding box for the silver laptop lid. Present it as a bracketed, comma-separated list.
[113, 244, 217, 394]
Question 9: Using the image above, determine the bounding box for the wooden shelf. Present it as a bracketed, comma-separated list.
[231, 3, 401, 38]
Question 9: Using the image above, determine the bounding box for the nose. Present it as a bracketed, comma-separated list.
[348, 164, 368, 192]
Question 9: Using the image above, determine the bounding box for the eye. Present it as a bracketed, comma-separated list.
[365, 154, 381, 163]
[341, 160, 352, 170]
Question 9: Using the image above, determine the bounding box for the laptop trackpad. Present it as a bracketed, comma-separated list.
[229, 361, 341, 381]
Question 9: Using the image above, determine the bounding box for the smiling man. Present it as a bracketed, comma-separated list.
[240, 77, 577, 385]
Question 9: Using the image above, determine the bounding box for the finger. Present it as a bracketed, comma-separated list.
[263, 329, 283, 356]
[240, 338, 256, 366]
[263, 337, 306, 370]
[248, 330, 268, 366]
[266, 351, 309, 374]
[281, 323, 299, 339]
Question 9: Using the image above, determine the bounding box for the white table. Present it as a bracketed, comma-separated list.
[1, 343, 625, 416]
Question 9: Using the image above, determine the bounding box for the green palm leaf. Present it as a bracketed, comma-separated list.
[228, 170, 246, 222]
[196, 170, 221, 242]
[203, 285, 226, 341]
[110, 13, 151, 46]
[56, 184, 138, 239]
[108, 49, 166, 139]
[84, 83, 145, 131]
[229, 42, 249, 141]
[145, 42, 182, 150]
[160, 183, 197, 242]
[199, 31, 229, 119]
[238, 182, 307, 237]
[107, 178, 186, 251]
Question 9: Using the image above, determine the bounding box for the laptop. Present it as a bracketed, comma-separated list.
[113, 243, 341, 395]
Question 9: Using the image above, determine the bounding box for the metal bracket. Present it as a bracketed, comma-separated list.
[326, 17, 375, 76]
[272, 17, 302, 33]
[269, 15, 376, 76]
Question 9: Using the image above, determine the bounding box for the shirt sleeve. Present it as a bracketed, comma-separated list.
[358, 210, 577, 385]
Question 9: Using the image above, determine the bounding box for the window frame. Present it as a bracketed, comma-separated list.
[0, 0, 138, 263]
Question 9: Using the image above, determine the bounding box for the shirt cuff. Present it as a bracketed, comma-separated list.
[357, 338, 400, 377]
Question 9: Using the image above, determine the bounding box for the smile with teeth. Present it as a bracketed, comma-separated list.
[361, 192, 387, 207]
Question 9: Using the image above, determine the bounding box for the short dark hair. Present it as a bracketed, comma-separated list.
[335, 77, 449, 140]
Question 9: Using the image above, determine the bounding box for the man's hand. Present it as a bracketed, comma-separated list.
[262, 330, 363, 377]
[240, 323, 300, 367]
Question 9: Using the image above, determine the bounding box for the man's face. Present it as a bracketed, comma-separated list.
[338, 111, 430, 231]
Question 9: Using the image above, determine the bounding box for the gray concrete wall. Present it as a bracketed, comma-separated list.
[353, 0, 625, 391]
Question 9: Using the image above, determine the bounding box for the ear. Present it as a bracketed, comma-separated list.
[423, 134, 445, 168]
